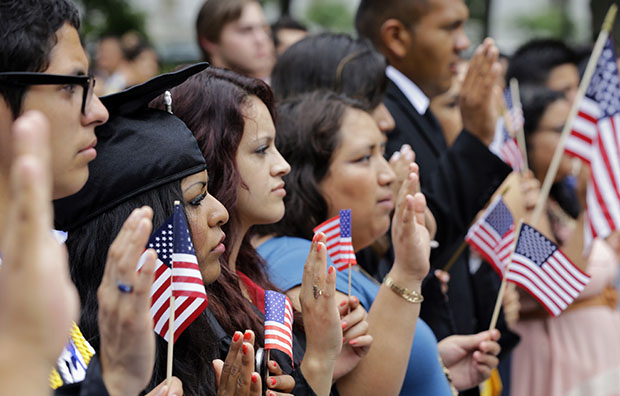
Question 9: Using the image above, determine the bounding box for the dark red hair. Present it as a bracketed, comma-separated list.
[154, 68, 279, 341]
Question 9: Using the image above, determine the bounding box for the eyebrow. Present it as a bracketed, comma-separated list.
[183, 181, 207, 193]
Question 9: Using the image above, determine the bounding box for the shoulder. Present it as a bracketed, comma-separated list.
[257, 236, 314, 292]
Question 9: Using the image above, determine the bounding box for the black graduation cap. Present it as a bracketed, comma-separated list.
[54, 63, 208, 231]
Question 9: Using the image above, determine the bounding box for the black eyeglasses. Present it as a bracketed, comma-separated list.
[0, 72, 96, 115]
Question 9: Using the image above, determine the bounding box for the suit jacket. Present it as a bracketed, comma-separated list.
[383, 79, 512, 339]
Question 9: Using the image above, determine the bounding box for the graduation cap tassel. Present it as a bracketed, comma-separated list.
[164, 91, 173, 114]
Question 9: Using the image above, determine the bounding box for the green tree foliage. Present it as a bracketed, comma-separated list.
[76, 0, 147, 41]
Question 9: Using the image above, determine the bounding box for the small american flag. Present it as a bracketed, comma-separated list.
[313, 209, 357, 271]
[465, 196, 515, 275]
[490, 88, 525, 172]
[137, 204, 208, 343]
[565, 38, 620, 247]
[264, 290, 294, 362]
[506, 224, 590, 317]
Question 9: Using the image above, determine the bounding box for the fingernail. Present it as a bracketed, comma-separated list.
[156, 386, 168, 396]
[391, 151, 400, 161]
[353, 296, 359, 304]
[233, 332, 241, 342]
[317, 242, 323, 252]
[269, 377, 277, 387]
[244, 331, 252, 341]
[312, 233, 319, 243]
[251, 373, 258, 384]
[342, 337, 347, 344]
[349, 339, 358, 346]
[339, 300, 347, 307]
[328, 266, 334, 274]
[242, 344, 248, 355]
[341, 321, 348, 329]
[271, 360, 278, 369]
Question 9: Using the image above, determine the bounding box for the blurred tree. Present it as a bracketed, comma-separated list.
[465, 0, 492, 38]
[513, 5, 574, 40]
[76, 0, 146, 41]
[305, 0, 353, 32]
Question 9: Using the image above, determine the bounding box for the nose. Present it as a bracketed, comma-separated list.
[208, 194, 229, 227]
[455, 28, 470, 53]
[378, 156, 396, 186]
[371, 104, 395, 133]
[271, 148, 291, 177]
[83, 95, 108, 127]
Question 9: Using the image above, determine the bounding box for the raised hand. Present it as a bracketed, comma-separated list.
[389, 144, 416, 200]
[333, 296, 372, 380]
[299, 232, 342, 396]
[390, 169, 431, 283]
[0, 111, 79, 395]
[97, 206, 158, 396]
[213, 330, 262, 396]
[437, 330, 501, 391]
[460, 38, 502, 146]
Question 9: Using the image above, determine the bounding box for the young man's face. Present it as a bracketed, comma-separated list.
[213, 2, 275, 79]
[5, 23, 109, 199]
[401, 0, 470, 99]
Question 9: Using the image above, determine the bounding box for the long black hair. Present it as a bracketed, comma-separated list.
[67, 179, 218, 396]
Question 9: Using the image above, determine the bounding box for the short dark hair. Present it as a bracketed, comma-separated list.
[271, 16, 307, 49]
[0, 0, 80, 117]
[195, 0, 256, 61]
[271, 32, 387, 110]
[355, 0, 429, 48]
[506, 39, 578, 87]
[255, 91, 364, 240]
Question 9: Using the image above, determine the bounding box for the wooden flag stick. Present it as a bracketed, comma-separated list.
[442, 184, 512, 272]
[348, 262, 352, 299]
[530, 4, 618, 225]
[489, 220, 523, 331]
[166, 295, 175, 385]
[166, 200, 180, 385]
[509, 78, 529, 171]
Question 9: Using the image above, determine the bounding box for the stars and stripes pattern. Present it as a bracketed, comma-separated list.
[264, 290, 294, 362]
[565, 38, 620, 246]
[465, 196, 515, 275]
[506, 224, 590, 317]
[313, 209, 357, 271]
[490, 88, 525, 172]
[137, 204, 208, 343]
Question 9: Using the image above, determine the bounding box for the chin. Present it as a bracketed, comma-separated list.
[201, 262, 222, 285]
[54, 170, 89, 199]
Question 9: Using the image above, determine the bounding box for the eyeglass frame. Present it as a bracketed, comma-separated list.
[0, 72, 96, 115]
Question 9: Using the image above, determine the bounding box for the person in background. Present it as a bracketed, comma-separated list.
[506, 39, 580, 104]
[510, 85, 620, 396]
[196, 0, 275, 81]
[271, 16, 308, 57]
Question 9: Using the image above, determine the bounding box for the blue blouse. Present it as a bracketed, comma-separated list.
[257, 236, 453, 396]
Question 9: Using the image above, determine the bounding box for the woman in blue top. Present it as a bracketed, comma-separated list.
[254, 91, 502, 396]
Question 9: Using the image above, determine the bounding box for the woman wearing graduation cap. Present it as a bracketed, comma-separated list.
[54, 64, 328, 396]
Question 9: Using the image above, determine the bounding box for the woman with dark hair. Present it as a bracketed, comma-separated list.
[255, 91, 503, 396]
[509, 86, 620, 396]
[160, 67, 371, 396]
[271, 32, 394, 134]
[55, 67, 288, 396]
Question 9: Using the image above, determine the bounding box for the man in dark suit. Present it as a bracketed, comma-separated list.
[355, 0, 516, 357]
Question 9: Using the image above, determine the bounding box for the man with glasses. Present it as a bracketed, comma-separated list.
[0, 1, 177, 395]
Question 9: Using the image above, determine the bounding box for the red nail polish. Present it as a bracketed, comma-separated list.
[312, 233, 319, 243]
[339, 300, 347, 307]
[328, 266, 334, 274]
[269, 378, 277, 387]
[342, 337, 346, 344]
[233, 332, 241, 342]
[244, 331, 252, 341]
[251, 373, 258, 384]
[317, 243, 323, 252]
[349, 339, 358, 346]
[341, 321, 348, 329]
[242, 344, 248, 355]
[271, 361, 278, 368]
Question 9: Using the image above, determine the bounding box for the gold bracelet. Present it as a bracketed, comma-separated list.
[383, 276, 424, 303]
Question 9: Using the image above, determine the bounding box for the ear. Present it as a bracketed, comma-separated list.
[380, 18, 411, 60]
[199, 36, 219, 57]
